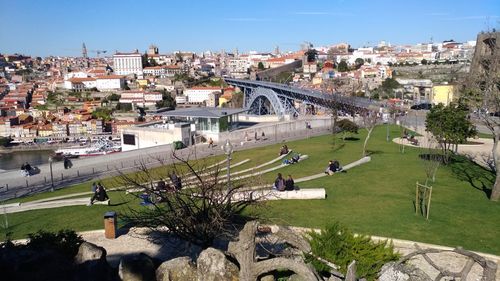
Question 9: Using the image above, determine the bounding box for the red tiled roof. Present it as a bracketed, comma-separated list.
[96, 75, 124, 80]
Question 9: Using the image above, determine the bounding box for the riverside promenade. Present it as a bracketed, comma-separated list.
[0, 118, 333, 201]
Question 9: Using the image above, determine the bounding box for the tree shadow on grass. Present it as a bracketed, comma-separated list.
[449, 154, 494, 198]
[366, 150, 384, 155]
[344, 137, 360, 141]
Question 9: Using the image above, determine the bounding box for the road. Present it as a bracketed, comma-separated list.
[0, 123, 332, 201]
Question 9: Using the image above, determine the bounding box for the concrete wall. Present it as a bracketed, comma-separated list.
[121, 125, 190, 151]
[217, 117, 333, 145]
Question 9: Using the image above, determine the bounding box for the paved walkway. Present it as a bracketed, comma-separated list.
[0, 156, 372, 214]
[393, 134, 498, 169]
[0, 121, 332, 201]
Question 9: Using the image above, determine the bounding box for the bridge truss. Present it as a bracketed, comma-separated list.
[225, 78, 377, 118]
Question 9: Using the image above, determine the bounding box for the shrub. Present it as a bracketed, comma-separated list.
[306, 222, 399, 280]
[26, 229, 84, 258]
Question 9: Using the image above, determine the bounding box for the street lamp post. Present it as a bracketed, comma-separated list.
[48, 156, 54, 192]
[222, 139, 234, 189]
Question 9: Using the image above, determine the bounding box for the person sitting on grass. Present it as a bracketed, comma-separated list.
[285, 175, 295, 191]
[90, 183, 109, 205]
[279, 145, 289, 156]
[325, 160, 342, 175]
[170, 172, 182, 190]
[290, 153, 300, 164]
[409, 134, 419, 145]
[273, 173, 285, 191]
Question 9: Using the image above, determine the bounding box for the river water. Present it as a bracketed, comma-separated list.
[0, 150, 55, 171]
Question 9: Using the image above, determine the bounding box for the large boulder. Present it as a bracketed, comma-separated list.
[74, 242, 107, 264]
[196, 247, 239, 281]
[74, 242, 110, 281]
[378, 262, 431, 281]
[119, 253, 156, 281]
[156, 256, 197, 281]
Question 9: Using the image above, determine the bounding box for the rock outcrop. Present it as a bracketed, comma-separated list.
[156, 256, 197, 281]
[196, 247, 240, 281]
[118, 253, 156, 281]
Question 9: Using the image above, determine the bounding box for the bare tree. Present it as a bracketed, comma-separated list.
[361, 110, 379, 157]
[119, 152, 265, 248]
[462, 31, 500, 201]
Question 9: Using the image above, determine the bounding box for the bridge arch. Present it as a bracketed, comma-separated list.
[245, 87, 287, 117]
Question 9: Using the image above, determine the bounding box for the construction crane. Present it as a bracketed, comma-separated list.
[90, 50, 107, 58]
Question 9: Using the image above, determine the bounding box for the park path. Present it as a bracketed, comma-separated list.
[0, 156, 372, 214]
[0, 120, 333, 201]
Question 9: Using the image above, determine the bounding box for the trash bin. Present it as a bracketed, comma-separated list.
[104, 211, 117, 239]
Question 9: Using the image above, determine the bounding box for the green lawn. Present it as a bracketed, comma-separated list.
[2, 125, 499, 256]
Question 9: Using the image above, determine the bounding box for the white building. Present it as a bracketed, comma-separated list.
[119, 90, 162, 106]
[185, 87, 221, 104]
[95, 75, 125, 91]
[121, 122, 191, 151]
[143, 66, 165, 77]
[113, 51, 143, 76]
[64, 75, 124, 91]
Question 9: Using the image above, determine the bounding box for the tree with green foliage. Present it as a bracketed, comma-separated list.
[92, 107, 113, 121]
[258, 61, 265, 70]
[148, 58, 158, 67]
[306, 222, 399, 280]
[336, 119, 359, 140]
[0, 136, 12, 147]
[380, 78, 401, 96]
[354, 58, 364, 69]
[425, 103, 476, 163]
[141, 52, 149, 67]
[305, 49, 318, 62]
[108, 93, 120, 101]
[156, 90, 176, 109]
[116, 102, 133, 112]
[337, 60, 348, 72]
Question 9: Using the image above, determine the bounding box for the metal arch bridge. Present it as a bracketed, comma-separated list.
[224, 78, 379, 117]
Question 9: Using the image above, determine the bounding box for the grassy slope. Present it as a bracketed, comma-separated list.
[2, 126, 499, 255]
[258, 126, 500, 254]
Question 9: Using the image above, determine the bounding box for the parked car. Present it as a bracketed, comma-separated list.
[410, 103, 433, 110]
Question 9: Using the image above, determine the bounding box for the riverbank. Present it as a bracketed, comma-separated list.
[0, 144, 69, 153]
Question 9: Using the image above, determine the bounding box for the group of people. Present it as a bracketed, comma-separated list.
[402, 129, 419, 145]
[325, 160, 342, 175]
[243, 131, 266, 142]
[90, 182, 109, 205]
[20, 162, 33, 177]
[279, 145, 289, 156]
[154, 172, 183, 193]
[273, 173, 295, 191]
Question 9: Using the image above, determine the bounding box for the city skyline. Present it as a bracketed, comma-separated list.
[0, 0, 499, 57]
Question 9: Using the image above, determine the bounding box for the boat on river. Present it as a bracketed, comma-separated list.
[54, 140, 121, 158]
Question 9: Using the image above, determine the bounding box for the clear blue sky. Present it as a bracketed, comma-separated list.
[0, 0, 498, 57]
